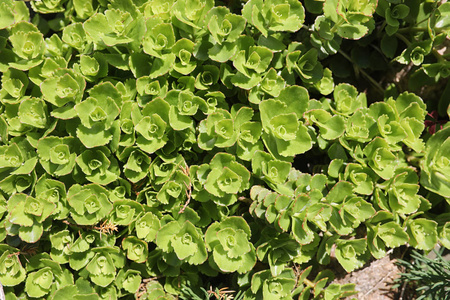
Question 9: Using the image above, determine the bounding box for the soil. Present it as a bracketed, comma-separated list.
[329, 248, 417, 300]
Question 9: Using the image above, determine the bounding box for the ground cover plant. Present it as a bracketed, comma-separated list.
[0, 0, 449, 299]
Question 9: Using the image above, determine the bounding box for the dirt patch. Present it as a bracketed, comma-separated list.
[326, 247, 419, 300]
[333, 255, 400, 300]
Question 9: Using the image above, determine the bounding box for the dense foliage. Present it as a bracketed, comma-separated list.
[0, 0, 449, 299]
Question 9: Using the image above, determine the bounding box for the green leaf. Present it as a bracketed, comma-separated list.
[76, 147, 120, 185]
[376, 221, 409, 248]
[171, 221, 208, 265]
[420, 126, 450, 198]
[143, 22, 175, 57]
[25, 267, 54, 298]
[135, 212, 160, 242]
[41, 69, 86, 107]
[0, 0, 15, 29]
[116, 269, 142, 293]
[122, 236, 148, 263]
[0, 245, 27, 286]
[407, 219, 438, 251]
[67, 184, 113, 225]
[85, 252, 116, 287]
[363, 138, 398, 180]
[333, 83, 366, 115]
[292, 215, 315, 245]
[62, 23, 89, 51]
[334, 239, 369, 272]
[251, 269, 296, 299]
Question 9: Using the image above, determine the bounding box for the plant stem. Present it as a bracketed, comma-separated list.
[303, 278, 315, 288]
[395, 33, 412, 46]
[330, 19, 345, 34]
[432, 49, 446, 63]
[338, 49, 385, 95]
[397, 27, 428, 33]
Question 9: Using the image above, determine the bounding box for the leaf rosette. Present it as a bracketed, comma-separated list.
[0, 143, 24, 171]
[243, 0, 305, 36]
[109, 199, 144, 226]
[156, 220, 208, 265]
[134, 98, 171, 154]
[304, 109, 346, 140]
[143, 20, 176, 58]
[165, 89, 207, 131]
[363, 137, 402, 180]
[83, 9, 136, 47]
[30, 0, 68, 13]
[7, 193, 55, 243]
[286, 43, 323, 84]
[62, 23, 90, 52]
[256, 228, 302, 276]
[149, 155, 184, 186]
[366, 211, 409, 259]
[194, 65, 220, 90]
[76, 146, 120, 185]
[330, 195, 375, 235]
[136, 76, 168, 106]
[385, 168, 423, 215]
[122, 236, 148, 263]
[17, 97, 48, 129]
[252, 150, 291, 187]
[250, 268, 296, 300]
[207, 7, 246, 45]
[202, 153, 250, 206]
[115, 268, 142, 294]
[324, 0, 377, 39]
[172, 0, 214, 34]
[68, 230, 116, 271]
[259, 86, 312, 157]
[85, 247, 120, 287]
[0, 68, 28, 102]
[28, 56, 68, 86]
[332, 83, 367, 115]
[75, 54, 108, 83]
[37, 136, 78, 177]
[156, 169, 190, 205]
[232, 43, 273, 89]
[344, 163, 378, 195]
[406, 218, 438, 251]
[236, 120, 264, 161]
[24, 253, 73, 298]
[396, 40, 432, 66]
[40, 68, 86, 107]
[143, 0, 174, 20]
[74, 82, 122, 148]
[135, 211, 161, 242]
[67, 183, 113, 225]
[0, 245, 26, 286]
[8, 22, 44, 70]
[391, 93, 426, 152]
[334, 238, 370, 272]
[205, 217, 256, 273]
[34, 176, 69, 220]
[420, 126, 450, 199]
[119, 101, 137, 147]
[383, 3, 410, 35]
[171, 38, 197, 74]
[119, 147, 151, 183]
[49, 229, 72, 263]
[345, 109, 377, 142]
[197, 109, 238, 150]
